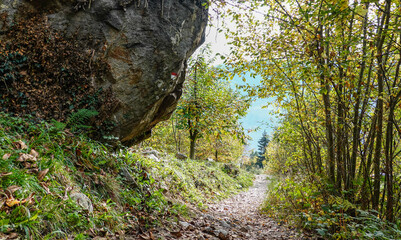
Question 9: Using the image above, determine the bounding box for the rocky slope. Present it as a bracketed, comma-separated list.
[0, 0, 208, 145]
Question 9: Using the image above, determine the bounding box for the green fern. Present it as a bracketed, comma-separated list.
[50, 119, 67, 133]
[67, 109, 98, 131]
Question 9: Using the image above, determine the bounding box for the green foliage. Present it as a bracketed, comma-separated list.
[143, 118, 247, 163]
[212, 0, 401, 235]
[132, 151, 254, 207]
[263, 176, 401, 239]
[0, 112, 253, 238]
[66, 108, 99, 132]
[222, 0, 401, 217]
[174, 46, 250, 159]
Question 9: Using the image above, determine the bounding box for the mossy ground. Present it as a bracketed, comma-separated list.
[0, 113, 253, 239]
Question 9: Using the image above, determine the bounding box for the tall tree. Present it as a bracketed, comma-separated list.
[175, 47, 249, 159]
[214, 0, 401, 221]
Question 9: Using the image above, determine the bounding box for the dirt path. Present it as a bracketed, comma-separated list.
[151, 175, 306, 240]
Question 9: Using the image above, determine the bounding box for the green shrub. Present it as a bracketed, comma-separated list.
[262, 176, 401, 239]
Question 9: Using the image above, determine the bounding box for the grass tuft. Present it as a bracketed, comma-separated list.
[0, 112, 253, 238]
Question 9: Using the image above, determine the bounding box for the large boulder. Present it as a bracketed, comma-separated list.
[0, 0, 208, 145]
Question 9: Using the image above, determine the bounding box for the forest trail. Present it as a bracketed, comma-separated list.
[150, 175, 306, 240]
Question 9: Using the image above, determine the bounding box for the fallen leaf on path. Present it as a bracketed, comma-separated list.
[171, 231, 183, 238]
[139, 232, 155, 240]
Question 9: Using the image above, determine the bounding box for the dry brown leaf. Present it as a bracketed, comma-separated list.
[171, 231, 183, 238]
[139, 232, 156, 240]
[40, 182, 51, 194]
[20, 193, 35, 205]
[0, 172, 12, 178]
[37, 168, 49, 181]
[17, 153, 36, 162]
[23, 162, 32, 168]
[6, 185, 21, 194]
[30, 149, 39, 158]
[5, 199, 20, 207]
[13, 140, 28, 150]
[6, 232, 19, 239]
[139, 233, 154, 240]
[2, 153, 11, 160]
[26, 168, 39, 174]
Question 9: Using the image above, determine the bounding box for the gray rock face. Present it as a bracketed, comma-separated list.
[0, 0, 208, 145]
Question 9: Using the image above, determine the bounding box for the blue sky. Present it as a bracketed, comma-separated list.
[231, 73, 279, 151]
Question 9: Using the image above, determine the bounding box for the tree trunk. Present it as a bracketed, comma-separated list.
[372, 67, 384, 211]
[384, 102, 394, 221]
[349, 4, 369, 199]
[361, 117, 376, 210]
[317, 25, 335, 185]
[189, 135, 197, 160]
[372, 0, 391, 211]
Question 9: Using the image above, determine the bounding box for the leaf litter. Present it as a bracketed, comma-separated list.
[140, 175, 310, 240]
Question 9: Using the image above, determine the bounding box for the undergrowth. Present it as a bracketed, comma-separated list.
[262, 176, 401, 239]
[0, 112, 253, 239]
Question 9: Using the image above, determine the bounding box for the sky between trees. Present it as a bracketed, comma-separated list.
[198, 14, 278, 151]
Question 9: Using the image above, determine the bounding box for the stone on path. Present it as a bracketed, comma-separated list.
[146, 175, 307, 239]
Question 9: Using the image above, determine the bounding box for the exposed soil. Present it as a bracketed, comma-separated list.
[140, 175, 309, 240]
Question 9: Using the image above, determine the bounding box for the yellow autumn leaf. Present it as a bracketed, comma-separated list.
[339, 0, 348, 11]
[6, 199, 20, 207]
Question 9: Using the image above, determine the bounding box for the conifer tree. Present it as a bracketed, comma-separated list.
[256, 131, 269, 168]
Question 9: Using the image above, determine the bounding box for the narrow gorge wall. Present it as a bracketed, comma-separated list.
[0, 0, 208, 145]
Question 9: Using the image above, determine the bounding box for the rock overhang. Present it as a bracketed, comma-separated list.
[0, 0, 208, 145]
